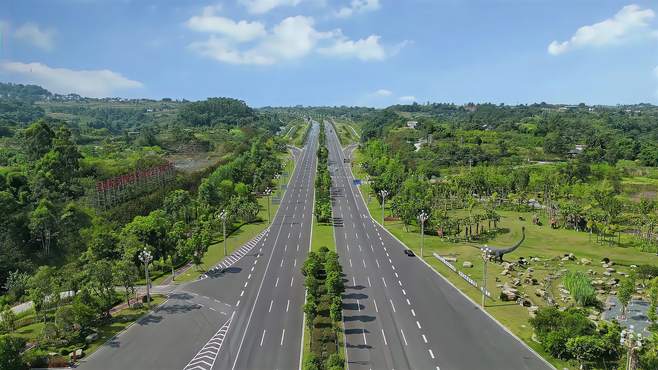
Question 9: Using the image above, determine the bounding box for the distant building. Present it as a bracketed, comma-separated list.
[406, 121, 418, 129]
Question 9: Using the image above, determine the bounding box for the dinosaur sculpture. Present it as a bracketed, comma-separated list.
[482, 226, 525, 262]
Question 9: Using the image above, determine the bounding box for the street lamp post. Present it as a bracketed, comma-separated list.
[218, 210, 228, 257]
[621, 326, 643, 370]
[265, 187, 272, 225]
[418, 210, 429, 258]
[380, 189, 389, 225]
[481, 246, 491, 308]
[138, 249, 153, 305]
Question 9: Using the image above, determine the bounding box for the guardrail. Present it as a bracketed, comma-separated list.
[434, 253, 491, 298]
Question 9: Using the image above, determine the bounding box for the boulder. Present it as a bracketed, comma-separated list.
[581, 258, 591, 265]
[444, 256, 457, 263]
[85, 333, 99, 343]
[512, 278, 521, 287]
[561, 256, 570, 262]
[606, 267, 616, 273]
[500, 269, 510, 276]
[535, 289, 547, 298]
[603, 271, 612, 277]
[462, 261, 473, 268]
[528, 306, 539, 318]
[568, 253, 575, 260]
[500, 289, 518, 301]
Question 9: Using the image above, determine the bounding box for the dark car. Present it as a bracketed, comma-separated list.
[404, 249, 415, 257]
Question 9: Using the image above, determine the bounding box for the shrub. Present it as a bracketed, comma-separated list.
[303, 353, 321, 370]
[325, 353, 344, 370]
[563, 271, 597, 306]
[0, 336, 26, 370]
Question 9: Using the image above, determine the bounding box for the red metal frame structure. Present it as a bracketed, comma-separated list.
[95, 162, 175, 210]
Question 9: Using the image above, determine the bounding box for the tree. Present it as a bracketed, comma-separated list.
[21, 119, 55, 161]
[0, 336, 26, 370]
[329, 296, 342, 323]
[566, 336, 606, 369]
[28, 266, 58, 322]
[85, 260, 116, 317]
[114, 259, 138, 307]
[648, 277, 658, 324]
[29, 198, 58, 255]
[0, 306, 17, 333]
[304, 299, 318, 340]
[618, 276, 636, 320]
[163, 189, 192, 224]
[3, 271, 30, 301]
[325, 271, 344, 297]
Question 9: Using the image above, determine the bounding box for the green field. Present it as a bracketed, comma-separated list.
[351, 150, 658, 369]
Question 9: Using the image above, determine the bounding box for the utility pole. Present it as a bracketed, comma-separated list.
[379, 189, 389, 225]
[265, 187, 272, 225]
[481, 246, 491, 308]
[418, 210, 429, 258]
[139, 249, 153, 305]
[219, 210, 228, 257]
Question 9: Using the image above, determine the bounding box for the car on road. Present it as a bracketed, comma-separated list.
[404, 249, 415, 257]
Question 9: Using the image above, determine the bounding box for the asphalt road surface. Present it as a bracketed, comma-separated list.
[80, 121, 319, 370]
[324, 121, 554, 370]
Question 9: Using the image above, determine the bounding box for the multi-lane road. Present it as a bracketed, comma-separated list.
[79, 119, 553, 370]
[324, 121, 553, 370]
[80, 121, 319, 370]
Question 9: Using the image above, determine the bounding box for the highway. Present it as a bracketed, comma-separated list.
[79, 121, 319, 370]
[324, 121, 554, 370]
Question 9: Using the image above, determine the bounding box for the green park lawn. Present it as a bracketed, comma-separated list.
[351, 150, 658, 369]
[14, 295, 166, 361]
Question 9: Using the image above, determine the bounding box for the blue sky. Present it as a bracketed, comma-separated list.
[0, 0, 657, 107]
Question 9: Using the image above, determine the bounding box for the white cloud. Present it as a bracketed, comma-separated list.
[239, 0, 302, 14]
[399, 95, 416, 103]
[318, 34, 386, 61]
[185, 6, 266, 42]
[14, 22, 55, 51]
[0, 61, 143, 97]
[336, 0, 380, 18]
[654, 66, 658, 78]
[190, 16, 329, 65]
[548, 4, 657, 55]
[187, 9, 400, 65]
[374, 89, 392, 96]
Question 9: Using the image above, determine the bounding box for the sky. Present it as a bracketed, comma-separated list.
[0, 0, 657, 107]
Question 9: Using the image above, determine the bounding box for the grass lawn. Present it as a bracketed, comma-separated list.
[351, 150, 658, 369]
[332, 120, 359, 147]
[292, 122, 311, 147]
[173, 154, 295, 283]
[13, 295, 166, 360]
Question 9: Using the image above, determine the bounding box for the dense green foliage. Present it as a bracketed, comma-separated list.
[302, 247, 344, 370]
[530, 307, 621, 367]
[563, 271, 596, 306]
[314, 122, 332, 223]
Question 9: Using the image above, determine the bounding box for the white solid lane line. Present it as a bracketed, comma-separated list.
[400, 329, 408, 346]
